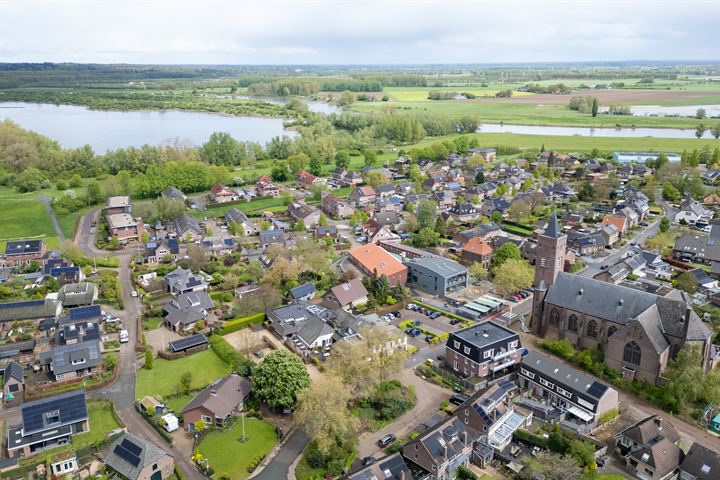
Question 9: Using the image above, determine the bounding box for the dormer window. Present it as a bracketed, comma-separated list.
[46, 410, 60, 424]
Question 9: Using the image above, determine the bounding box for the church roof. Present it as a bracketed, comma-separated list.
[543, 214, 562, 238]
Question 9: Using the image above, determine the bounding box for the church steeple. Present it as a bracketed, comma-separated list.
[534, 214, 567, 289]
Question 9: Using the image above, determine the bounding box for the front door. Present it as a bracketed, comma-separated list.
[150, 470, 162, 480]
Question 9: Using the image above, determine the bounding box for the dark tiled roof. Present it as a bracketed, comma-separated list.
[3, 361, 23, 383]
[680, 442, 720, 480]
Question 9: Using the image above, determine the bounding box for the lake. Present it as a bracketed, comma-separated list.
[478, 123, 716, 139]
[630, 104, 720, 117]
[236, 95, 341, 115]
[0, 102, 297, 152]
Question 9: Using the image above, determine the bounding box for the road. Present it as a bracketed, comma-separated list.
[39, 195, 65, 242]
[74, 209, 204, 480]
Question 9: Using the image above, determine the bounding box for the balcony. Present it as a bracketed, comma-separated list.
[492, 358, 516, 372]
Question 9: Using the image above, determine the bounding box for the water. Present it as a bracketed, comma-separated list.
[630, 104, 720, 118]
[0, 102, 297, 152]
[235, 95, 341, 114]
[478, 123, 716, 139]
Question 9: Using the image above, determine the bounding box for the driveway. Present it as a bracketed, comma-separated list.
[253, 430, 309, 480]
[355, 367, 450, 459]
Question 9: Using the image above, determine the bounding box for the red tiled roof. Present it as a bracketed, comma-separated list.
[349, 243, 407, 278]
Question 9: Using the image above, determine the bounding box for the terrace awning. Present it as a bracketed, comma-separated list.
[567, 405, 594, 423]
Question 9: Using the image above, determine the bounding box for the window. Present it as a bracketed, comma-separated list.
[509, 340, 518, 349]
[607, 326, 618, 338]
[550, 308, 560, 327]
[484, 349, 494, 359]
[520, 367, 535, 379]
[464, 346, 471, 355]
[556, 386, 572, 399]
[586, 320, 599, 338]
[71, 358, 86, 366]
[56, 374, 64, 380]
[623, 341, 642, 365]
[46, 410, 60, 424]
[454, 341, 461, 349]
[539, 378, 554, 389]
[453, 360, 459, 370]
[153, 464, 158, 471]
[201, 415, 212, 424]
[567, 314, 578, 333]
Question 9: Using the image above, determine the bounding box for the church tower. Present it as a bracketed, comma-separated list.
[534, 214, 566, 289]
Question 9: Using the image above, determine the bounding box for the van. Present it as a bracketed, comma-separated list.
[378, 434, 397, 448]
[119, 330, 129, 343]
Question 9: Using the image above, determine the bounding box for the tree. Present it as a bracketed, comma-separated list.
[474, 170, 485, 184]
[413, 227, 440, 248]
[491, 242, 521, 270]
[194, 419, 207, 432]
[663, 345, 720, 413]
[69, 174, 83, 188]
[662, 182, 681, 202]
[252, 349, 310, 409]
[86, 181, 103, 205]
[15, 167, 44, 192]
[712, 123, 720, 140]
[469, 263, 488, 282]
[200, 132, 241, 166]
[591, 97, 599, 117]
[294, 373, 360, 457]
[155, 197, 185, 222]
[363, 149, 377, 167]
[696, 124, 706, 139]
[145, 349, 154, 370]
[270, 161, 292, 182]
[659, 216, 670, 233]
[493, 258, 534, 292]
[338, 91, 355, 107]
[105, 353, 117, 372]
[56, 179, 68, 190]
[185, 244, 209, 271]
[334, 151, 350, 170]
[308, 156, 322, 176]
[318, 213, 329, 227]
[416, 200, 437, 230]
[674, 271, 699, 294]
[521, 451, 581, 480]
[287, 153, 310, 175]
[365, 170, 385, 189]
[696, 108, 707, 119]
[490, 211, 503, 224]
[508, 198, 532, 224]
[179, 372, 193, 394]
[435, 216, 447, 237]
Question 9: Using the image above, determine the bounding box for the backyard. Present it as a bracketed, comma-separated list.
[197, 417, 277, 480]
[72, 400, 122, 449]
[135, 349, 232, 401]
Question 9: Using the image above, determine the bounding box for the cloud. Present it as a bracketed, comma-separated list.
[0, 0, 718, 63]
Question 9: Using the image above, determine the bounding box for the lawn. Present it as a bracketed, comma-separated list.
[198, 417, 277, 480]
[0, 189, 60, 251]
[135, 349, 232, 400]
[164, 392, 195, 414]
[142, 316, 165, 331]
[72, 400, 122, 448]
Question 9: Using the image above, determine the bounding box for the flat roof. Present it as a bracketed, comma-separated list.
[451, 321, 517, 347]
[405, 256, 467, 277]
[107, 213, 137, 229]
[106, 196, 130, 208]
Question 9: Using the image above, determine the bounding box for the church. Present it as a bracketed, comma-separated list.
[531, 215, 716, 385]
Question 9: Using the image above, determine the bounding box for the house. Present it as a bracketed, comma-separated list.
[296, 170, 324, 187]
[169, 214, 202, 241]
[401, 416, 473, 480]
[0, 298, 61, 323]
[377, 241, 436, 260]
[602, 214, 629, 237]
[519, 350, 619, 428]
[48, 266, 83, 285]
[287, 201, 321, 229]
[374, 196, 404, 214]
[675, 198, 713, 225]
[163, 291, 214, 332]
[104, 433, 174, 480]
[200, 237, 234, 257]
[405, 257, 468, 296]
[348, 186, 377, 207]
[460, 237, 493, 268]
[258, 230, 286, 249]
[3, 240, 46, 267]
[104, 196, 132, 215]
[209, 184, 239, 203]
[703, 170, 720, 185]
[599, 224, 620, 246]
[182, 374, 251, 431]
[368, 225, 401, 244]
[568, 232, 605, 256]
[321, 194, 355, 219]
[41, 339, 102, 381]
[225, 208, 256, 236]
[165, 268, 208, 295]
[469, 147, 496, 162]
[267, 302, 335, 349]
[453, 223, 503, 246]
[615, 416, 683, 480]
[161, 186, 187, 203]
[289, 282, 316, 302]
[532, 272, 715, 385]
[348, 244, 408, 286]
[256, 175, 282, 197]
[327, 278, 369, 311]
[107, 213, 145, 243]
[2, 361, 23, 406]
[432, 190, 456, 210]
[673, 226, 720, 265]
[447, 203, 481, 224]
[57, 282, 98, 307]
[347, 453, 411, 480]
[145, 239, 180, 264]
[703, 194, 720, 207]
[453, 382, 531, 451]
[7, 390, 88, 458]
[679, 442, 720, 480]
[445, 322, 522, 384]
[376, 184, 396, 199]
[314, 225, 338, 242]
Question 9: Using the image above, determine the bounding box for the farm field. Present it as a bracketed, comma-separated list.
[197, 417, 277, 480]
[135, 349, 232, 401]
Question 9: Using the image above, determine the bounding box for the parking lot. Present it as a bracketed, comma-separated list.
[382, 304, 464, 350]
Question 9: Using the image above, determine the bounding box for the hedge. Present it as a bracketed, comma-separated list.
[218, 312, 265, 335]
[135, 402, 174, 444]
[513, 429, 549, 449]
[209, 334, 244, 368]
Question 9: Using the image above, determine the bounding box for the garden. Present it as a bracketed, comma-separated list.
[196, 417, 277, 480]
[72, 400, 123, 449]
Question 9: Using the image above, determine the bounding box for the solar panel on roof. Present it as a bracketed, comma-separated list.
[586, 381, 608, 399]
[21, 391, 87, 434]
[69, 305, 101, 320]
[169, 334, 208, 352]
[114, 444, 141, 467]
[0, 300, 44, 310]
[121, 438, 142, 456]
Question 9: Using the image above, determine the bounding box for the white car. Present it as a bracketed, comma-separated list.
[131, 290, 138, 297]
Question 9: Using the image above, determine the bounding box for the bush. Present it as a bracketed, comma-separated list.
[457, 466, 478, 480]
[208, 335, 253, 375]
[514, 429, 549, 449]
[246, 454, 266, 473]
[217, 312, 265, 335]
[538, 338, 576, 359]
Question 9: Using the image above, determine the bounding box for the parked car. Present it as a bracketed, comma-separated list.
[407, 303, 417, 310]
[429, 311, 441, 319]
[131, 290, 138, 297]
[450, 318, 461, 325]
[362, 457, 375, 466]
[412, 320, 422, 326]
[424, 335, 434, 343]
[449, 395, 468, 406]
[253, 350, 264, 358]
[391, 311, 400, 318]
[409, 329, 422, 337]
[378, 434, 396, 448]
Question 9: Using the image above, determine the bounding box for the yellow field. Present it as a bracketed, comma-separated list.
[383, 86, 535, 102]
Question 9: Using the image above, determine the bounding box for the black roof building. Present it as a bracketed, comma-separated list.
[4, 240, 44, 257]
[447, 321, 521, 365]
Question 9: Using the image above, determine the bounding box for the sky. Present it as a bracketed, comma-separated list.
[1, 0, 719, 65]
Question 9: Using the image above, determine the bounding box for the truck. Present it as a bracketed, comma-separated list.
[119, 330, 129, 343]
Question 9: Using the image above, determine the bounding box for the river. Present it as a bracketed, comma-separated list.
[0, 102, 298, 153]
[478, 123, 716, 139]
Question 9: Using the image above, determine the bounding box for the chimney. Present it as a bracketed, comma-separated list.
[654, 416, 662, 431]
[683, 306, 692, 340]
